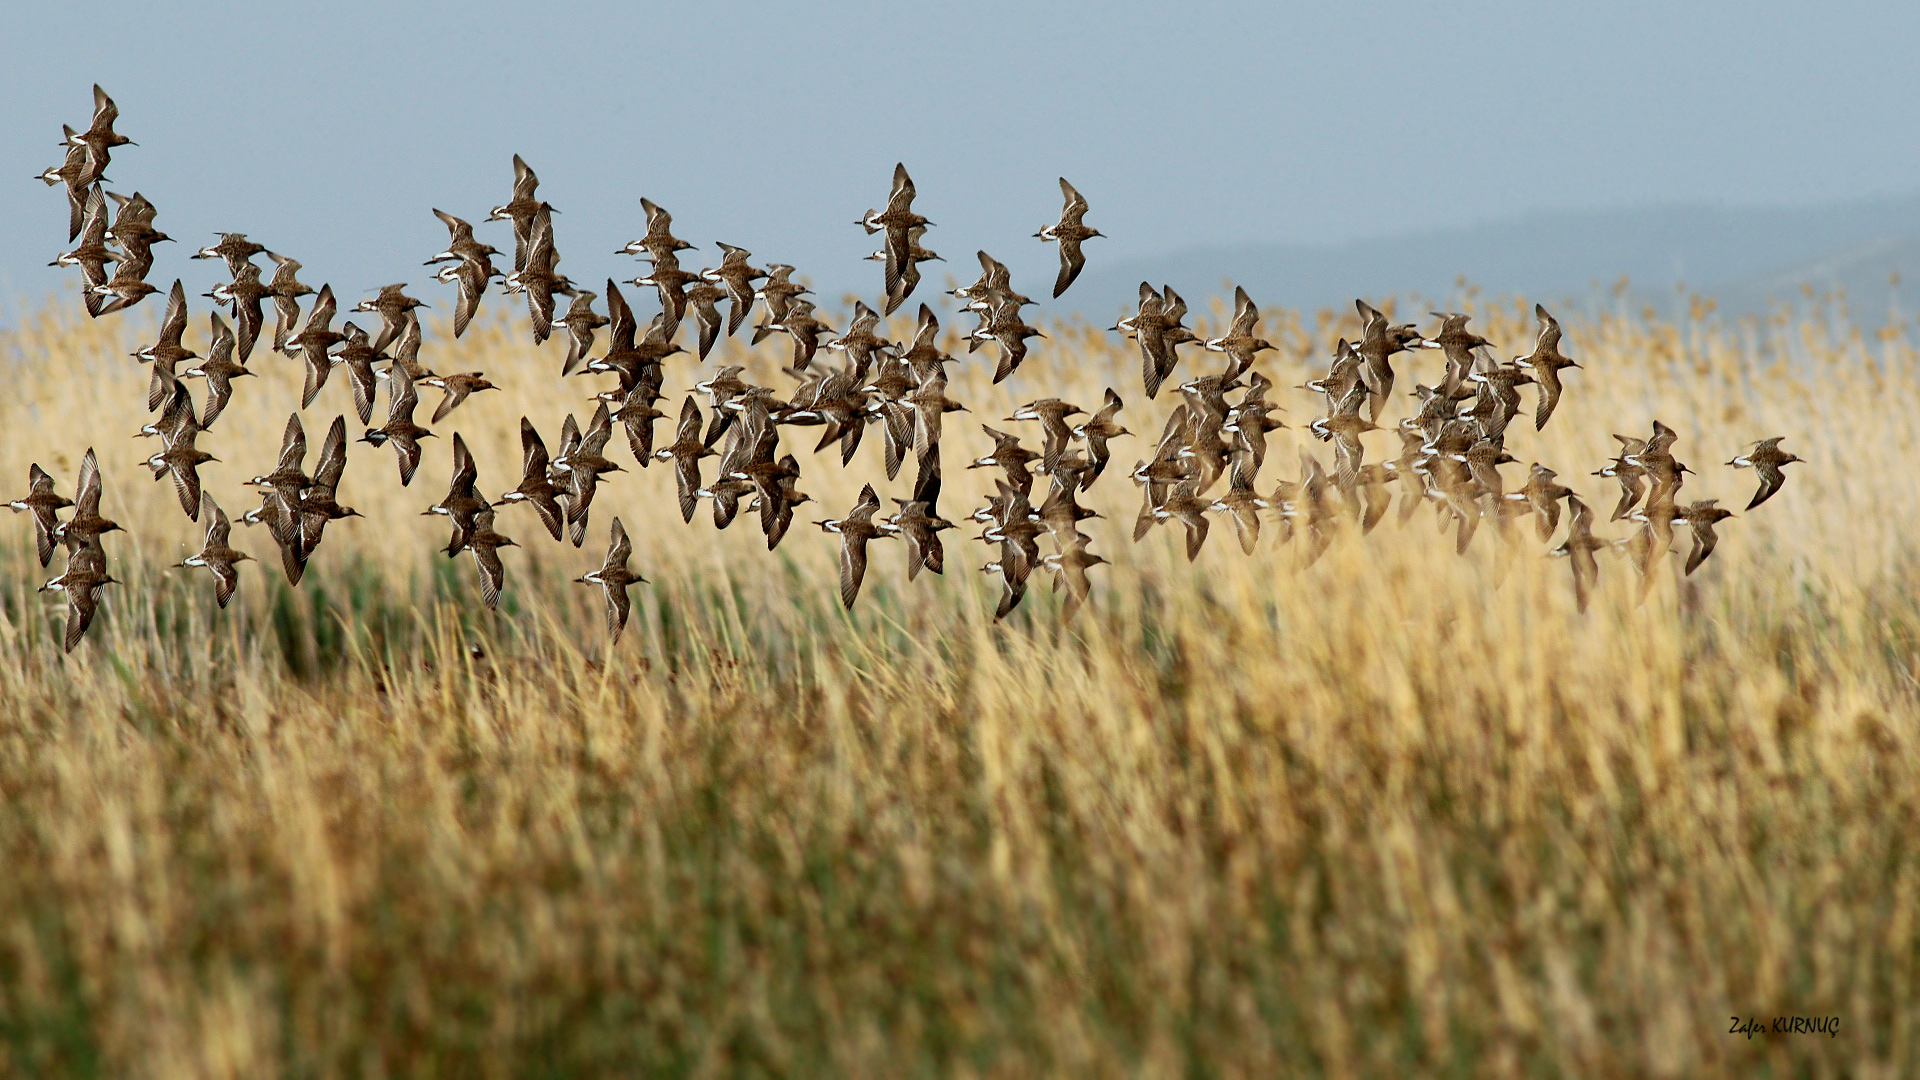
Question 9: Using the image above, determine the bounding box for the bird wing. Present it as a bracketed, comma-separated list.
[722, 274, 755, 337]
[674, 457, 700, 523]
[882, 228, 909, 301]
[1232, 287, 1258, 333]
[693, 294, 721, 360]
[840, 536, 869, 609]
[170, 458, 202, 519]
[913, 398, 943, 466]
[676, 397, 702, 443]
[271, 293, 303, 352]
[1748, 462, 1786, 510]
[431, 383, 467, 425]
[641, 196, 670, 234]
[313, 416, 349, 490]
[1059, 177, 1088, 219]
[527, 487, 563, 542]
[159, 279, 189, 345]
[74, 448, 102, 517]
[1534, 303, 1562, 354]
[1229, 498, 1261, 554]
[1533, 370, 1562, 431]
[604, 581, 631, 641]
[525, 279, 556, 343]
[308, 284, 337, 327]
[299, 346, 331, 409]
[1332, 433, 1364, 493]
[621, 403, 659, 463]
[346, 357, 377, 425]
[388, 360, 420, 424]
[32, 505, 58, 568]
[582, 402, 615, 456]
[64, 588, 99, 653]
[887, 163, 916, 212]
[395, 435, 423, 487]
[277, 524, 308, 585]
[1685, 521, 1720, 575]
[519, 417, 548, 478]
[900, 524, 927, 581]
[1570, 545, 1598, 612]
[1183, 513, 1210, 561]
[994, 572, 1025, 621]
[450, 432, 477, 494]
[1053, 239, 1086, 299]
[471, 545, 505, 610]
[193, 495, 228, 552]
[606, 517, 631, 571]
[452, 263, 482, 338]
[605, 279, 636, 346]
[1138, 324, 1170, 399]
[434, 207, 468, 242]
[511, 153, 538, 201]
[210, 558, 240, 609]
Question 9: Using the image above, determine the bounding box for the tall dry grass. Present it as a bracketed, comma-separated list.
[0, 284, 1914, 1078]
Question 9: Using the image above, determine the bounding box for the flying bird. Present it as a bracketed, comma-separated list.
[8, 463, 73, 568]
[1727, 437, 1801, 510]
[359, 361, 434, 485]
[576, 517, 647, 640]
[1035, 177, 1103, 298]
[1515, 304, 1580, 430]
[174, 494, 251, 608]
[818, 484, 892, 609]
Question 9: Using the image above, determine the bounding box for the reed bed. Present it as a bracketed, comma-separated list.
[0, 287, 1912, 1078]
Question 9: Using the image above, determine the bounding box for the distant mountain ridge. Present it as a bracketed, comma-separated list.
[1066, 191, 1920, 325]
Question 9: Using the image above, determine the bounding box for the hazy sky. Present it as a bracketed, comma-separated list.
[6, 0, 1920, 319]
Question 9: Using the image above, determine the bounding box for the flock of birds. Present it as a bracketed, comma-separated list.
[13, 86, 1805, 653]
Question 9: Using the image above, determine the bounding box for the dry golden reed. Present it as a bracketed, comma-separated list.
[0, 284, 1912, 1078]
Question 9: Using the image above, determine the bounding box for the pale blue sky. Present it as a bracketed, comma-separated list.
[7, 1, 1920, 318]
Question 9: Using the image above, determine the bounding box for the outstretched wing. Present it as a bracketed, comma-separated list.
[75, 448, 102, 517]
[472, 545, 505, 610]
[1053, 239, 1086, 299]
[1749, 462, 1786, 510]
[605, 517, 631, 572]
[839, 536, 869, 609]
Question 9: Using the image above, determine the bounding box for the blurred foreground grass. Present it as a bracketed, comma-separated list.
[0, 288, 1915, 1077]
